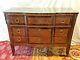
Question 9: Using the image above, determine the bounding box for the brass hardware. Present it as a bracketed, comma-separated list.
[17, 29, 20, 33]
[15, 18, 19, 23]
[17, 37, 21, 42]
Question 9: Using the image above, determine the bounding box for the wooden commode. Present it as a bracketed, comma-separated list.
[4, 8, 78, 56]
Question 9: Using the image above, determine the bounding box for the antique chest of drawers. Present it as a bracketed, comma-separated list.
[4, 8, 78, 56]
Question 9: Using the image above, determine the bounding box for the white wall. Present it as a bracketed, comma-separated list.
[0, 0, 79, 41]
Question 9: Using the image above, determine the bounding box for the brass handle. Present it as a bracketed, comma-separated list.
[17, 29, 20, 33]
[15, 18, 19, 23]
[17, 37, 21, 42]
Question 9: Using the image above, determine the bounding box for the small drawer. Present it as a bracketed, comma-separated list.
[29, 37, 51, 44]
[55, 14, 71, 25]
[28, 28, 51, 37]
[11, 26, 26, 36]
[12, 37, 27, 43]
[53, 36, 67, 43]
[54, 28, 69, 36]
[27, 16, 52, 25]
[7, 15, 25, 25]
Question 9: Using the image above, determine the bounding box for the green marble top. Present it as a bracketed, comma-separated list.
[4, 7, 78, 13]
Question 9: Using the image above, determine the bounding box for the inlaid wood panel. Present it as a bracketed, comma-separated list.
[28, 28, 51, 37]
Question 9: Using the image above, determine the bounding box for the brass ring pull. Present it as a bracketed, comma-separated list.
[17, 37, 21, 42]
[15, 18, 19, 23]
[17, 29, 20, 33]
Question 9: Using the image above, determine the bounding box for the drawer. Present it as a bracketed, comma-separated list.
[28, 28, 51, 37]
[29, 37, 51, 44]
[11, 26, 26, 36]
[55, 14, 71, 25]
[7, 15, 25, 25]
[12, 37, 27, 43]
[27, 16, 52, 25]
[54, 28, 69, 36]
[53, 36, 67, 43]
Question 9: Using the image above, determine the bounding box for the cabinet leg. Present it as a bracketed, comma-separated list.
[10, 44, 15, 55]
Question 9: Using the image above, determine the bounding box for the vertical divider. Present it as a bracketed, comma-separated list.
[51, 14, 55, 48]
[53, 13, 56, 47]
[24, 14, 29, 44]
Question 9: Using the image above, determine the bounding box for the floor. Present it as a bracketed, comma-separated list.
[0, 41, 80, 60]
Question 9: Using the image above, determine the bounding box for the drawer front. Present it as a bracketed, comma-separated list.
[11, 26, 26, 36]
[55, 15, 71, 25]
[54, 28, 69, 36]
[29, 37, 51, 44]
[27, 16, 52, 25]
[28, 28, 51, 37]
[12, 37, 27, 43]
[7, 15, 25, 25]
[53, 36, 67, 43]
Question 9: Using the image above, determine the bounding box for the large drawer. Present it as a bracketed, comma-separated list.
[28, 28, 51, 37]
[7, 15, 25, 25]
[27, 16, 52, 25]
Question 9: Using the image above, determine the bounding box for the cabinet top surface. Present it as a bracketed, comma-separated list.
[4, 7, 78, 13]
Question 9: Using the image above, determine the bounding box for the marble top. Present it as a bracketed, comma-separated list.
[4, 7, 78, 13]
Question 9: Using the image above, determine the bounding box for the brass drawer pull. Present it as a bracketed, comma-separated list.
[17, 29, 20, 33]
[17, 37, 21, 42]
[15, 18, 19, 23]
